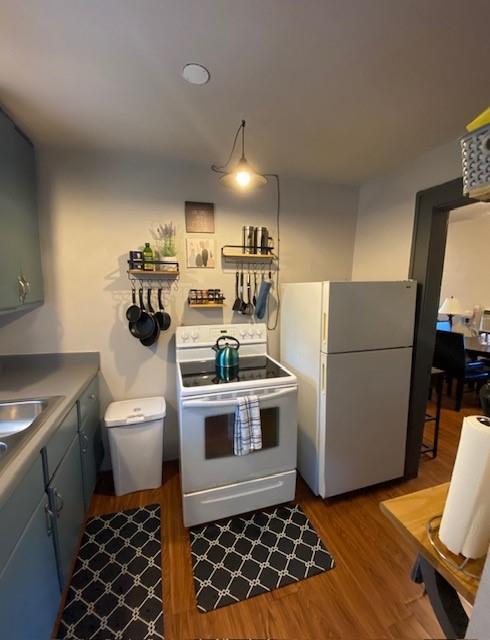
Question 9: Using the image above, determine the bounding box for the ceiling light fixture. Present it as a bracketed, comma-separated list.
[182, 63, 210, 85]
[212, 120, 267, 191]
[211, 120, 281, 332]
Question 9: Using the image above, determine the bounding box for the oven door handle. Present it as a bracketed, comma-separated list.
[182, 386, 296, 409]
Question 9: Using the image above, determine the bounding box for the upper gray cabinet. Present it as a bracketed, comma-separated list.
[0, 109, 44, 311]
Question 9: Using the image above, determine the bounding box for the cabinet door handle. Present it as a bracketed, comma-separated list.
[44, 503, 54, 536]
[54, 490, 64, 514]
[18, 277, 26, 303]
[17, 275, 30, 304]
[89, 393, 96, 400]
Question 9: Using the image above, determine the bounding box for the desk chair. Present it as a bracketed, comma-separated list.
[433, 330, 490, 411]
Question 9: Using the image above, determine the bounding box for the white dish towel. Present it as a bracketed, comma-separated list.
[234, 395, 262, 456]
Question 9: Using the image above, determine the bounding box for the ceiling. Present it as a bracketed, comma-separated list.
[1, 0, 489, 183]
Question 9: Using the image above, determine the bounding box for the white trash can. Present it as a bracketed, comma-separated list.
[104, 396, 165, 496]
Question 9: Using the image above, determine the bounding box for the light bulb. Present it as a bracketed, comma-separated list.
[235, 171, 251, 187]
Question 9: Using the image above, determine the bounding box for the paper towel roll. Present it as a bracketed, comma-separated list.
[439, 415, 490, 559]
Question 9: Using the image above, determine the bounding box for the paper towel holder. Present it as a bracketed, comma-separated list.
[426, 515, 483, 580]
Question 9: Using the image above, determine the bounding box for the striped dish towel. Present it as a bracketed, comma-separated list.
[234, 395, 262, 456]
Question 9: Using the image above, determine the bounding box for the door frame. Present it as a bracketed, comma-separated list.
[405, 177, 475, 478]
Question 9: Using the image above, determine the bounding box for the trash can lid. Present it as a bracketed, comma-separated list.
[104, 396, 166, 428]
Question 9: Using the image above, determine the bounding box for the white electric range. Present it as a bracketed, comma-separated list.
[176, 323, 298, 527]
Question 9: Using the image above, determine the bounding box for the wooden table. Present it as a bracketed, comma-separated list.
[381, 484, 485, 639]
[465, 336, 490, 358]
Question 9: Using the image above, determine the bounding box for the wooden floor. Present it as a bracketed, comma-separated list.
[85, 390, 483, 639]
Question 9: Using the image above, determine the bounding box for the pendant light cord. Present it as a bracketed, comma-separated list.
[264, 173, 281, 331]
[211, 120, 245, 174]
[211, 120, 281, 331]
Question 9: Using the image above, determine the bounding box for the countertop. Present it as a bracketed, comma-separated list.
[380, 483, 484, 604]
[0, 352, 100, 509]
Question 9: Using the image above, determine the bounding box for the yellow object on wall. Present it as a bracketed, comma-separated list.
[466, 107, 490, 132]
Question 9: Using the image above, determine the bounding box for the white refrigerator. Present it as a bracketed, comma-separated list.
[280, 281, 416, 498]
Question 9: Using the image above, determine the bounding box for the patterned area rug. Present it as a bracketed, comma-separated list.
[58, 504, 163, 640]
[190, 503, 335, 612]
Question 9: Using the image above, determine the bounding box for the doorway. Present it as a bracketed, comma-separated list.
[405, 178, 478, 478]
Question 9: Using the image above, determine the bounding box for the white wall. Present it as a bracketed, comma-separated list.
[440, 209, 490, 311]
[352, 140, 462, 280]
[0, 148, 358, 459]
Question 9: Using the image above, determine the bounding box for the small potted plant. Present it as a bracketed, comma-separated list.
[155, 222, 177, 270]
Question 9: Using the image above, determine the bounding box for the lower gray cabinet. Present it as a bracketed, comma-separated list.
[0, 495, 59, 640]
[79, 422, 103, 509]
[49, 434, 85, 589]
[78, 376, 103, 509]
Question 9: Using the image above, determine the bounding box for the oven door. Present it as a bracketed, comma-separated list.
[180, 385, 297, 494]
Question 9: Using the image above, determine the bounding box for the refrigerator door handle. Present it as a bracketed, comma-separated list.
[322, 312, 327, 344]
[321, 361, 326, 393]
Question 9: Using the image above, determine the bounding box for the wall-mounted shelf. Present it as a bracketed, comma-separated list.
[221, 245, 276, 262]
[128, 268, 179, 278]
[188, 303, 225, 309]
[127, 258, 179, 280]
[188, 288, 225, 307]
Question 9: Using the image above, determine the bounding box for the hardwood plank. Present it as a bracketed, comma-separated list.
[77, 391, 483, 638]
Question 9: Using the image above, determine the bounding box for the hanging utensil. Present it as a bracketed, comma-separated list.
[232, 270, 241, 311]
[239, 268, 247, 314]
[255, 279, 272, 320]
[252, 271, 257, 307]
[154, 287, 171, 331]
[130, 287, 155, 340]
[140, 288, 161, 346]
[126, 285, 141, 323]
[245, 272, 254, 316]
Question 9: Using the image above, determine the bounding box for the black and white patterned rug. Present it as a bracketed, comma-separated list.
[58, 504, 163, 640]
[190, 503, 335, 612]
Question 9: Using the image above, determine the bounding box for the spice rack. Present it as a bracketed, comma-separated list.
[188, 289, 225, 308]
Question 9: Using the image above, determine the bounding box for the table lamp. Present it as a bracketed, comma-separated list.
[439, 296, 464, 328]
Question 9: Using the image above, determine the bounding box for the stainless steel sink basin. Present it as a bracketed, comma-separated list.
[0, 399, 49, 437]
[0, 396, 63, 470]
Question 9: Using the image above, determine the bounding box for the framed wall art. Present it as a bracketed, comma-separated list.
[185, 201, 215, 233]
[186, 237, 216, 269]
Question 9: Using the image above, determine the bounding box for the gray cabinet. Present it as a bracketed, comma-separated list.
[0, 373, 103, 638]
[0, 469, 59, 640]
[78, 376, 103, 509]
[0, 109, 43, 311]
[48, 434, 86, 589]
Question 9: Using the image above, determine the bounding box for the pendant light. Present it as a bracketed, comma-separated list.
[212, 120, 267, 190]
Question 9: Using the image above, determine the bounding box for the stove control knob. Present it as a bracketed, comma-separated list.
[239, 330, 247, 338]
[248, 329, 254, 337]
[191, 331, 199, 342]
[182, 332, 189, 342]
[256, 328, 263, 337]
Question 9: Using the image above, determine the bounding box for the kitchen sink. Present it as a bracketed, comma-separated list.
[0, 399, 50, 437]
[0, 396, 63, 470]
